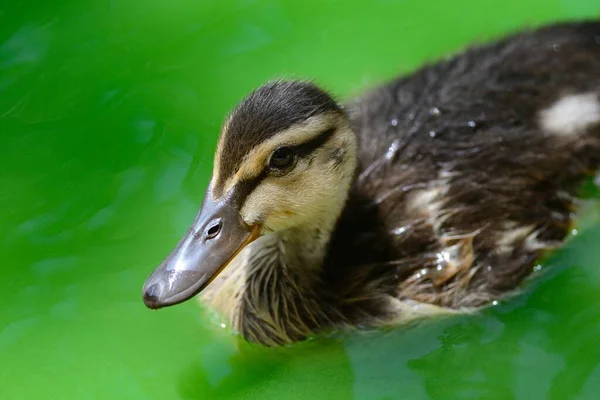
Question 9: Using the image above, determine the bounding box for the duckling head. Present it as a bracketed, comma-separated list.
[143, 80, 358, 309]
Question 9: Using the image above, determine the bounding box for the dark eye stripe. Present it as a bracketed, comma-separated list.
[230, 127, 336, 207]
[294, 127, 336, 158]
[231, 169, 270, 207]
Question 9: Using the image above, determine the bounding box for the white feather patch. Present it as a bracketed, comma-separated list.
[539, 92, 600, 136]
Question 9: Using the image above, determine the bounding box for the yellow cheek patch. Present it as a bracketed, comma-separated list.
[271, 209, 299, 220]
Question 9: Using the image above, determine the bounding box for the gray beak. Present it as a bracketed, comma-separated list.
[142, 188, 260, 309]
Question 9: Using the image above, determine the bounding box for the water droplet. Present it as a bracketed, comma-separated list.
[390, 118, 398, 127]
[437, 251, 451, 263]
[572, 229, 578, 236]
[420, 268, 428, 275]
[436, 265, 443, 271]
[392, 226, 408, 235]
[467, 120, 476, 128]
[492, 300, 498, 306]
[429, 107, 441, 116]
[220, 323, 226, 328]
[553, 44, 560, 52]
[486, 265, 492, 271]
[533, 264, 542, 272]
[429, 130, 436, 137]
[385, 139, 400, 160]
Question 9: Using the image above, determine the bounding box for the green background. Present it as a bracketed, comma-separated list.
[2, 0, 600, 399]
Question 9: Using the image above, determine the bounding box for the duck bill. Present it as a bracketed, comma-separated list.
[142, 190, 260, 309]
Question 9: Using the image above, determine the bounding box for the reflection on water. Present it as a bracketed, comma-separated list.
[2, 0, 600, 399]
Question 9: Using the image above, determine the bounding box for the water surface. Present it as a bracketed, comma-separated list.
[2, 1, 600, 399]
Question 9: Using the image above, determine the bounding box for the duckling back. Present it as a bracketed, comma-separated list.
[326, 21, 600, 311]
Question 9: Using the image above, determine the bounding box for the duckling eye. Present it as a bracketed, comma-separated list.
[269, 147, 295, 170]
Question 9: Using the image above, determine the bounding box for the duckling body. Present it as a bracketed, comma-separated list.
[333, 21, 600, 308]
[143, 21, 600, 346]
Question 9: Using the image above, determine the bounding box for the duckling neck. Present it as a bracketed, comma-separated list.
[238, 163, 359, 345]
[275, 219, 335, 273]
[234, 211, 343, 345]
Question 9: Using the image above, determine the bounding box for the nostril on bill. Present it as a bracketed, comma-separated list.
[205, 220, 222, 239]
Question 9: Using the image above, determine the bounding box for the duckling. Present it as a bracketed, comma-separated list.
[142, 21, 600, 346]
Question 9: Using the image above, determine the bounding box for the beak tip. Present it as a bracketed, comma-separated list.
[141, 270, 207, 310]
[142, 282, 164, 310]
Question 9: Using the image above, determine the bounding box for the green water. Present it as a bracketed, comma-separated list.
[3, 1, 600, 399]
